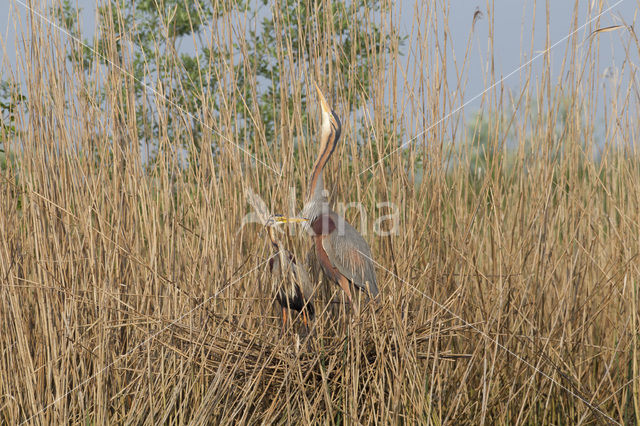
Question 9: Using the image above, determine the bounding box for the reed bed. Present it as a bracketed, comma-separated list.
[1, 0, 639, 424]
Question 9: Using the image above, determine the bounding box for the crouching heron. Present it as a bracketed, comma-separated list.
[265, 216, 314, 330]
[245, 189, 314, 331]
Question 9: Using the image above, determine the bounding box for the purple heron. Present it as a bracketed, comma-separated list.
[265, 216, 315, 330]
[299, 85, 379, 306]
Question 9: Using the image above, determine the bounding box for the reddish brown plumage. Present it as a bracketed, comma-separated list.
[301, 86, 379, 303]
[313, 234, 355, 304]
[313, 234, 342, 282]
[310, 214, 344, 281]
[310, 214, 350, 292]
[310, 214, 336, 235]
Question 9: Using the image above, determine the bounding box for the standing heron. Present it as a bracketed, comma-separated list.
[298, 84, 379, 307]
[265, 216, 315, 331]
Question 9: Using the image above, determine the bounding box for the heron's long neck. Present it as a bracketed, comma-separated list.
[267, 228, 279, 249]
[307, 115, 337, 203]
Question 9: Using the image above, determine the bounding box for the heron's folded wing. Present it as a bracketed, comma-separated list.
[321, 220, 379, 297]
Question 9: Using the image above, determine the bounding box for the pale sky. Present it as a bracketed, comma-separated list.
[1, 0, 635, 136]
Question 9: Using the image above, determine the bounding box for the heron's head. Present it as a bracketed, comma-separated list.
[303, 84, 341, 223]
[315, 83, 341, 144]
[265, 215, 309, 244]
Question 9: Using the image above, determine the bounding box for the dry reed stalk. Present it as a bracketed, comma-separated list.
[0, 0, 639, 423]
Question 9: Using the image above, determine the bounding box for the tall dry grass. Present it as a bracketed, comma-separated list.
[1, 0, 639, 424]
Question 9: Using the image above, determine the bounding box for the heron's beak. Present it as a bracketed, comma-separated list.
[269, 215, 309, 225]
[314, 83, 332, 114]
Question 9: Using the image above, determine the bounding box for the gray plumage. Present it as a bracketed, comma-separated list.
[245, 188, 315, 324]
[300, 84, 380, 304]
[269, 246, 314, 308]
[321, 212, 379, 298]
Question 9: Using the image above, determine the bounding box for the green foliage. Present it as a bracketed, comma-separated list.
[54, 0, 404, 166]
[55, 0, 231, 157]
[0, 81, 25, 144]
[0, 81, 25, 174]
[246, 0, 401, 140]
[465, 110, 514, 181]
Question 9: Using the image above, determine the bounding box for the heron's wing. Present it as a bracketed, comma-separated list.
[321, 217, 379, 297]
[273, 250, 314, 303]
[290, 258, 314, 302]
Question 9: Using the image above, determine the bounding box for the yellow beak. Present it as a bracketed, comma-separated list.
[270, 215, 309, 225]
[314, 83, 332, 114]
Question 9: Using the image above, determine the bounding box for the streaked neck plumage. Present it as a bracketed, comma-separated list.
[302, 103, 341, 225]
[302, 174, 330, 226]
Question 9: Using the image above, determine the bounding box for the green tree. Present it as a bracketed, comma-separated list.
[55, 0, 403, 167]
[0, 81, 25, 172]
[465, 110, 516, 181]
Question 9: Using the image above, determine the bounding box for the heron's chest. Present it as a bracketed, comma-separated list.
[310, 215, 336, 235]
[313, 235, 342, 283]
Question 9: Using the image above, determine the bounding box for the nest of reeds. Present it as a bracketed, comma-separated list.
[117, 293, 471, 423]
